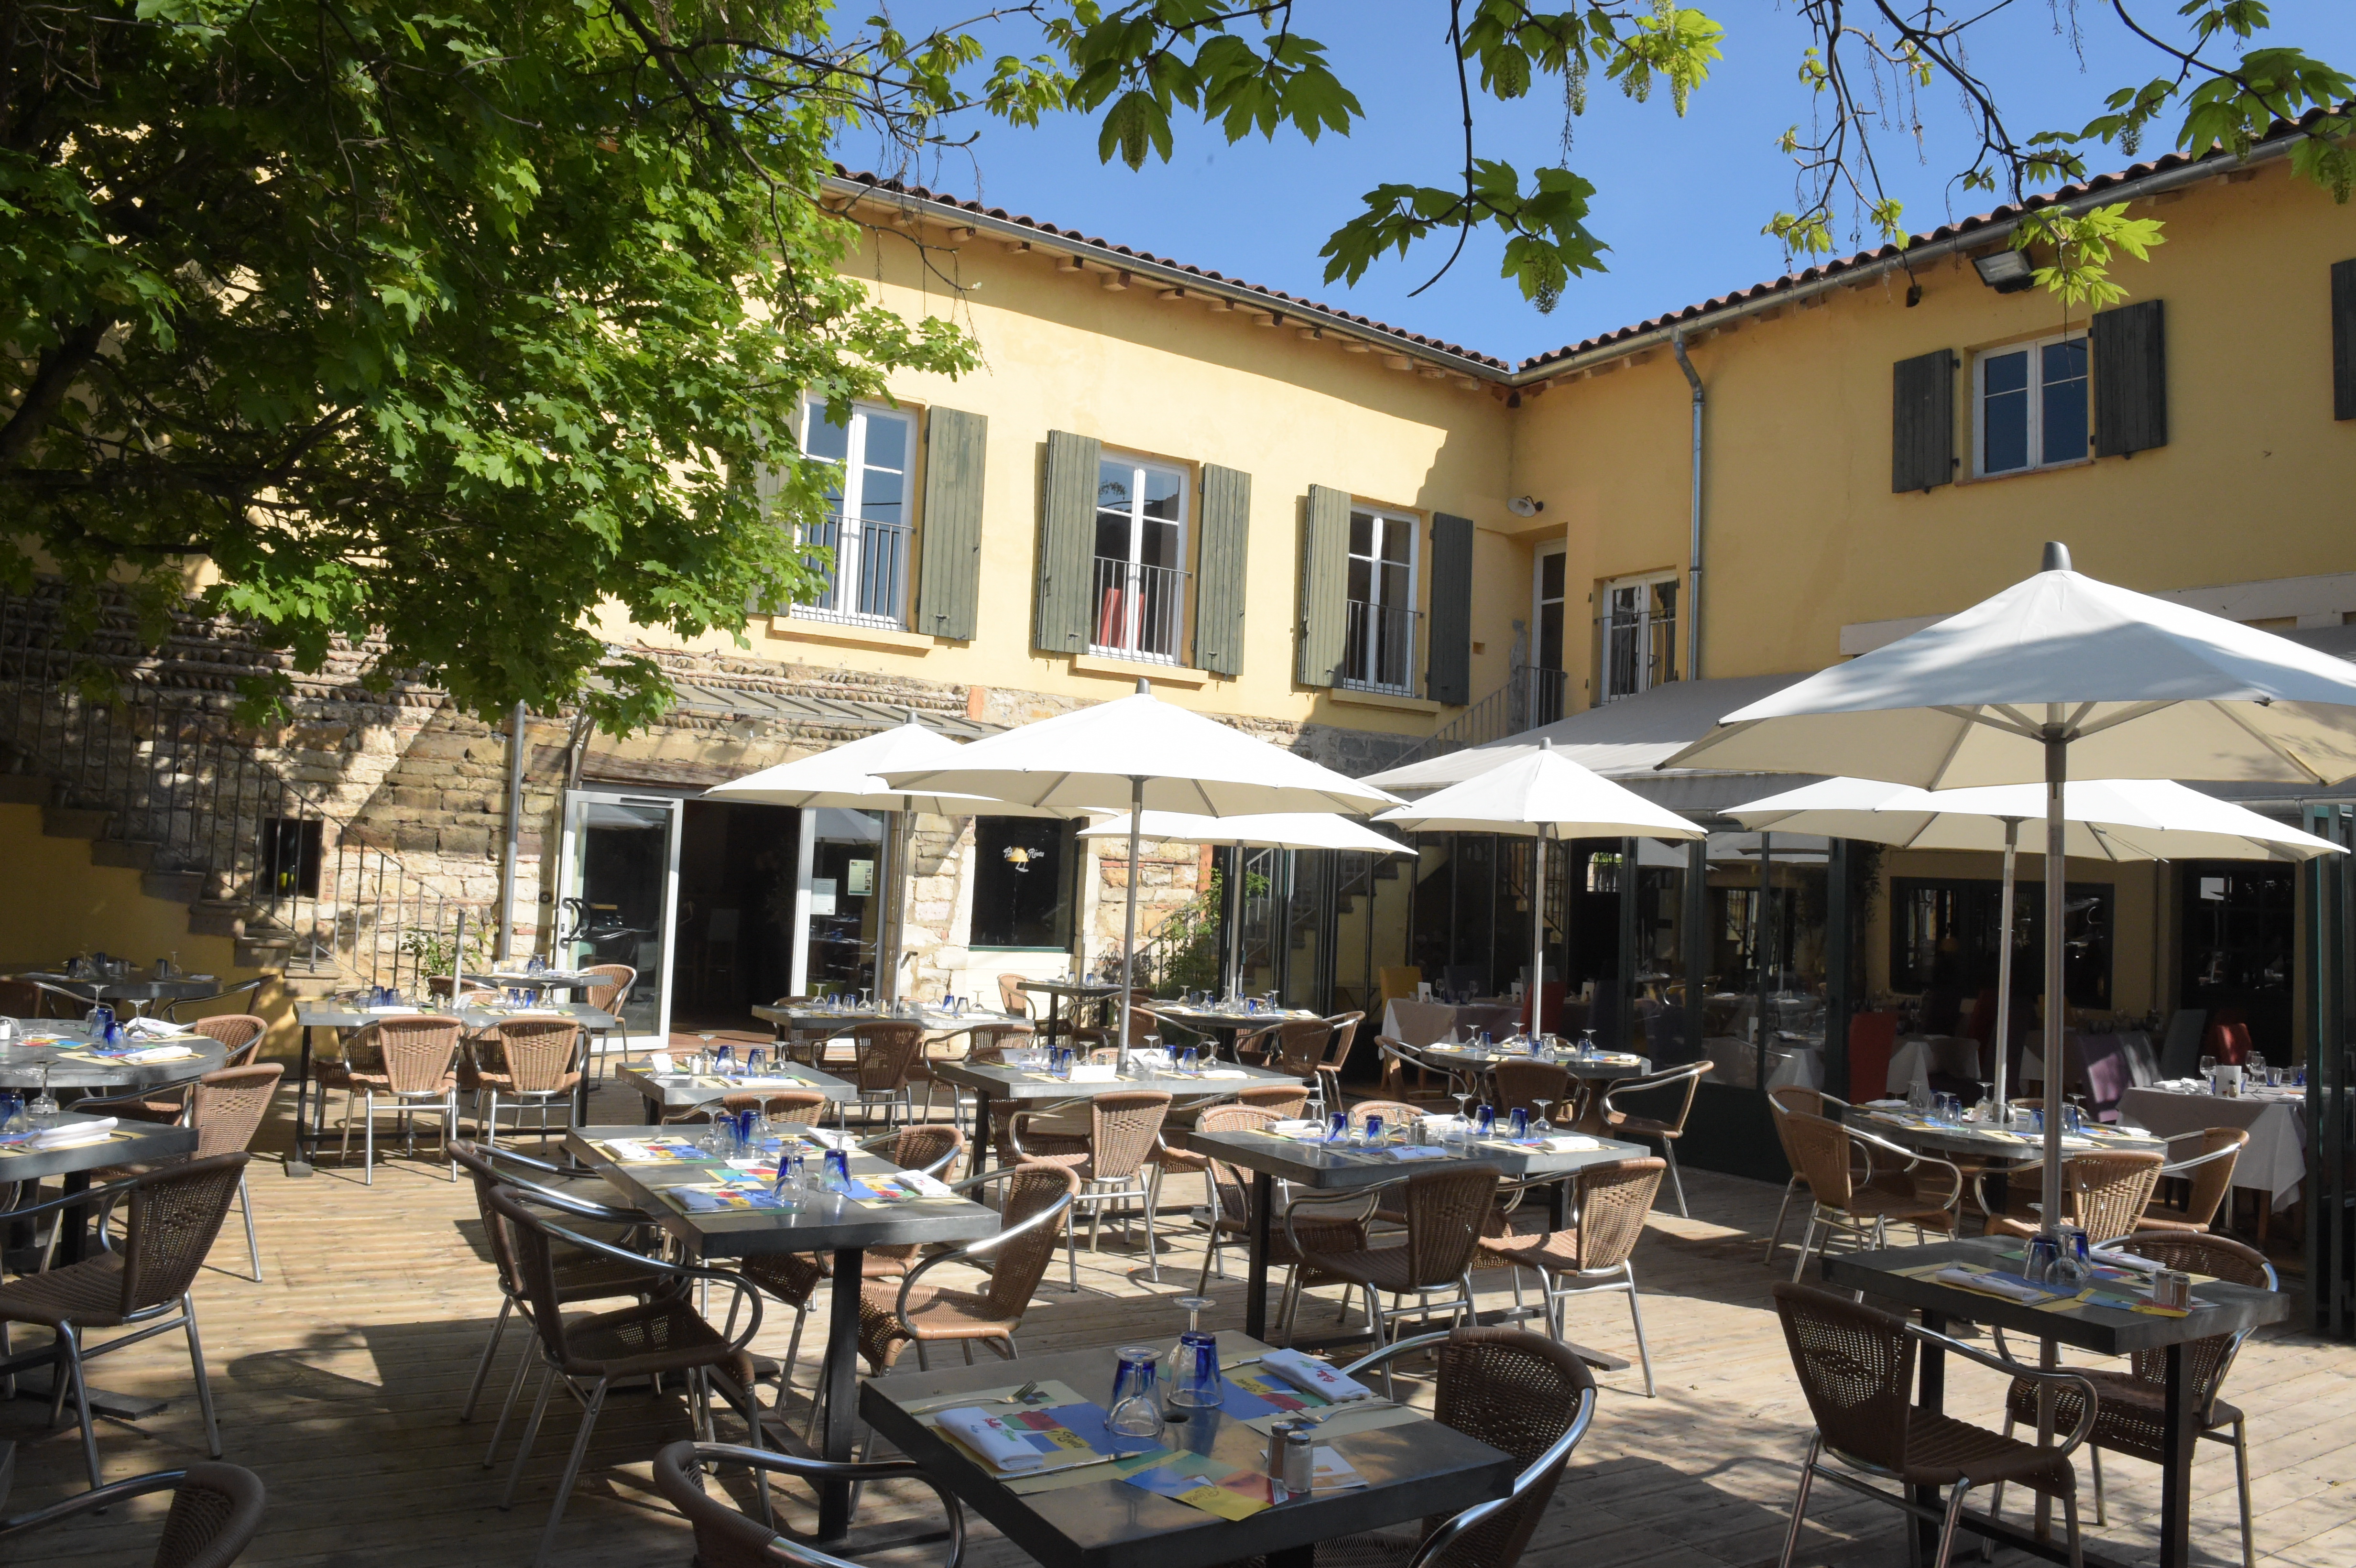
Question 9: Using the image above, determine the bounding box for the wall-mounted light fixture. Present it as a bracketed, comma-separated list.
[1971, 248, 2035, 294]
[1507, 496, 1545, 518]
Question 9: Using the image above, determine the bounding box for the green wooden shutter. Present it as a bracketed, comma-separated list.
[1297, 485, 1351, 687]
[913, 407, 986, 641]
[1426, 512, 1474, 705]
[2333, 261, 2356, 421]
[1035, 429, 1100, 653]
[1890, 348, 1956, 493]
[749, 461, 790, 613]
[2092, 299, 2167, 457]
[1193, 465, 1251, 676]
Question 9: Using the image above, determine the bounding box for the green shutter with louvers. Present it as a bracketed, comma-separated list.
[1297, 485, 1351, 687]
[1427, 512, 1474, 706]
[915, 408, 987, 641]
[749, 461, 790, 613]
[2092, 299, 2167, 457]
[1193, 465, 1251, 676]
[1035, 429, 1100, 653]
[1890, 348, 1956, 493]
[2332, 261, 2356, 420]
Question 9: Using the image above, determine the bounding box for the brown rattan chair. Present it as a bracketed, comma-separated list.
[72, 1064, 282, 1282]
[487, 1183, 767, 1568]
[0, 1460, 266, 1568]
[719, 1089, 829, 1127]
[844, 1022, 928, 1129]
[188, 1013, 268, 1067]
[1287, 1165, 1499, 1366]
[1976, 1149, 2165, 1244]
[1993, 1231, 2277, 1568]
[1782, 1111, 1961, 1280]
[1491, 1059, 1577, 1125]
[1478, 1158, 1666, 1396]
[935, 1021, 1035, 1149]
[580, 962, 636, 1080]
[1771, 1281, 2093, 1568]
[654, 1439, 966, 1568]
[1594, 1061, 1710, 1217]
[1313, 1010, 1365, 1107]
[0, 1153, 249, 1490]
[1007, 1089, 1171, 1288]
[2138, 1128, 2248, 1234]
[1183, 1104, 1364, 1293]
[317, 1013, 464, 1183]
[1239, 1018, 1335, 1085]
[462, 1018, 586, 1148]
[855, 1163, 1078, 1372]
[1763, 1086, 1853, 1267]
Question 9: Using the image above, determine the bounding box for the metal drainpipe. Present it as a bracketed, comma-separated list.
[1670, 330, 1705, 682]
[498, 700, 527, 961]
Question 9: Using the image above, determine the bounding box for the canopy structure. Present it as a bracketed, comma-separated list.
[1672, 542, 2356, 1237]
[1376, 740, 1702, 1036]
[881, 682, 1403, 1051]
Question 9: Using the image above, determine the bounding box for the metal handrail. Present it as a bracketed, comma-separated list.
[1339, 599, 1419, 695]
[1089, 556, 1189, 665]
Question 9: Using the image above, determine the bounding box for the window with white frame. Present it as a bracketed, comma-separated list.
[1091, 456, 1189, 664]
[1974, 333, 2088, 478]
[1342, 507, 1418, 693]
[1597, 570, 1677, 704]
[794, 399, 915, 626]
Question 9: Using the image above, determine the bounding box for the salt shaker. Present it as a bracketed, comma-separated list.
[2151, 1269, 2193, 1310]
[1282, 1428, 1315, 1497]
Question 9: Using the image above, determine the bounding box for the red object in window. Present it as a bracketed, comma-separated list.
[1847, 1011, 1898, 1103]
[1520, 982, 1566, 1034]
[2202, 1021, 2251, 1066]
[1096, 585, 1127, 648]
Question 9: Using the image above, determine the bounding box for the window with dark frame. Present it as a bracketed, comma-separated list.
[262, 817, 323, 898]
[971, 817, 1076, 949]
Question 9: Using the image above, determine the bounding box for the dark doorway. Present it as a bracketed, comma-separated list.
[2179, 860, 2294, 1058]
[1889, 874, 2115, 1012]
[673, 799, 799, 1030]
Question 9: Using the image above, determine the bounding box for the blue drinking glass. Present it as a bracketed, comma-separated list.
[1167, 1330, 1223, 1409]
[824, 1147, 852, 1193]
[1509, 1107, 1530, 1140]
[746, 1046, 767, 1077]
[1361, 1113, 1384, 1146]
[713, 1042, 736, 1077]
[1325, 1111, 1348, 1142]
[1474, 1104, 1497, 1139]
[1178, 1046, 1200, 1076]
[735, 1109, 758, 1150]
[1108, 1346, 1164, 1441]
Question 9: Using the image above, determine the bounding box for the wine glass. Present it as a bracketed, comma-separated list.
[1530, 1099, 1555, 1140]
[1162, 1295, 1216, 1391]
[2197, 1054, 2216, 1089]
[29, 1065, 59, 1127]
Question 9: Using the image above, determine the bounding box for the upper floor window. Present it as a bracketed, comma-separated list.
[1975, 333, 2087, 478]
[1597, 571, 1676, 704]
[796, 399, 914, 627]
[1342, 507, 1418, 694]
[1092, 457, 1189, 664]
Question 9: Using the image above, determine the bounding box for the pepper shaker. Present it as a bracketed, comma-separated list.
[1282, 1428, 1315, 1497]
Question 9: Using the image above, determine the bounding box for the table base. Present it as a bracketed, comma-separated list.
[4, 1365, 168, 1422]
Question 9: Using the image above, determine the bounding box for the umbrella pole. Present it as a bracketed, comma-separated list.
[1118, 776, 1144, 1054]
[1530, 828, 1548, 1038]
[1227, 839, 1244, 1002]
[1993, 818, 2018, 1122]
[2041, 725, 2068, 1234]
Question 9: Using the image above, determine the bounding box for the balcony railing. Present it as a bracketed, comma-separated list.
[793, 515, 912, 627]
[1594, 606, 1677, 705]
[1340, 599, 1419, 695]
[1091, 556, 1189, 665]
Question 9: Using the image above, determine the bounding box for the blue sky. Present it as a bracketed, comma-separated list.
[832, 3, 2356, 365]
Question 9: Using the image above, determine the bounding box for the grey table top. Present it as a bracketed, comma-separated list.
[1841, 1104, 2167, 1165]
[752, 1004, 1014, 1032]
[1017, 979, 1124, 998]
[1823, 1234, 2289, 1356]
[933, 1059, 1302, 1102]
[1187, 1123, 1651, 1193]
[0, 1026, 228, 1090]
[1148, 1004, 1323, 1029]
[14, 970, 223, 1003]
[293, 1001, 618, 1032]
[1419, 1044, 1653, 1080]
[0, 1111, 199, 1182]
[616, 1061, 856, 1110]
[860, 1335, 1516, 1568]
[565, 1125, 1000, 1259]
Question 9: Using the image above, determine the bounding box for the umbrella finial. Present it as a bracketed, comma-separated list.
[2041, 540, 2072, 573]
[1135, 677, 1151, 695]
[1541, 738, 1554, 751]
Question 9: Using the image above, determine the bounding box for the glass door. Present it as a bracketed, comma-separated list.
[556, 790, 682, 1044]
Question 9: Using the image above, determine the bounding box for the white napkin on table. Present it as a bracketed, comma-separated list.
[122, 1018, 191, 1039]
[1259, 1348, 1374, 1403]
[1931, 1266, 2047, 1302]
[935, 1407, 1046, 1471]
[28, 1117, 117, 1150]
[2089, 1247, 2162, 1275]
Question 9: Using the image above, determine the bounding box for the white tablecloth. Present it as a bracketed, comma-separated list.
[2115, 1086, 2308, 1210]
[1382, 999, 1523, 1049]
[1887, 1036, 1982, 1097]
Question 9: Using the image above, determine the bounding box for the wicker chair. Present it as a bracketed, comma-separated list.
[1782, 1111, 1961, 1281]
[844, 1022, 929, 1129]
[932, 1021, 1035, 1146]
[1491, 1059, 1576, 1125]
[654, 1439, 965, 1568]
[189, 1013, 268, 1067]
[855, 1163, 1078, 1372]
[0, 1460, 266, 1568]
[1976, 1149, 2165, 1243]
[718, 1089, 829, 1127]
[1007, 1089, 1172, 1288]
[486, 1184, 767, 1568]
[1182, 1104, 1371, 1294]
[580, 963, 636, 1079]
[462, 1018, 586, 1148]
[1239, 1018, 1335, 1084]
[0, 975, 90, 1019]
[1763, 1086, 1854, 1267]
[1992, 1231, 2276, 1567]
[1477, 1158, 1666, 1396]
[71, 1064, 283, 1283]
[1313, 1010, 1365, 1106]
[1593, 1061, 1710, 1217]
[1770, 1282, 2093, 1568]
[0, 1153, 249, 1491]
[316, 1014, 464, 1183]
[1374, 1035, 1456, 1106]
[1287, 1166, 1499, 1366]
[2138, 1128, 2248, 1234]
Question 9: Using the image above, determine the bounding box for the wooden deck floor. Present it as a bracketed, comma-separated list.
[8, 1080, 2353, 1568]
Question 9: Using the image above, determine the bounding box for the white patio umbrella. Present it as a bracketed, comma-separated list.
[1671, 541, 2356, 1235]
[705, 718, 1065, 1001]
[1079, 810, 1418, 999]
[1374, 740, 1703, 1037]
[1730, 774, 2342, 1110]
[879, 680, 1404, 1051]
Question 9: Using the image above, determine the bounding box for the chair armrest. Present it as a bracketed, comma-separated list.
[858, 1132, 961, 1179]
[894, 1180, 1077, 1332]
[0, 1466, 196, 1538]
[1845, 1126, 1963, 1210]
[1906, 1322, 2098, 1456]
[534, 1212, 764, 1350]
[1336, 1328, 1454, 1380]
[2159, 1143, 2239, 1178]
[1407, 1381, 1596, 1568]
[1280, 1184, 1386, 1260]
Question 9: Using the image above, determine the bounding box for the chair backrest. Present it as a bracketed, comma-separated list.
[1195, 1104, 1284, 1212]
[189, 1065, 284, 1160]
[354, 1015, 463, 1096]
[884, 1123, 965, 1179]
[997, 973, 1031, 1016]
[1780, 1111, 1856, 1209]
[2115, 1231, 2277, 1411]
[980, 1164, 1081, 1318]
[1400, 1165, 1502, 1288]
[1492, 1059, 1572, 1118]
[1428, 1327, 1597, 1568]
[119, 1154, 251, 1316]
[453, 1143, 528, 1300]
[583, 963, 637, 1015]
[1320, 1011, 1364, 1068]
[719, 1090, 828, 1125]
[2064, 1149, 2165, 1244]
[489, 1185, 593, 1366]
[850, 1022, 927, 1093]
[1606, 1061, 1710, 1131]
[2165, 1127, 2247, 1229]
[490, 1018, 584, 1095]
[189, 1013, 268, 1067]
[1571, 1157, 1665, 1272]
[1378, 966, 1423, 1010]
[1235, 1082, 1308, 1116]
[153, 1459, 270, 1568]
[1086, 1091, 1172, 1180]
[651, 1440, 787, 1568]
[1348, 1098, 1423, 1130]
[1771, 1281, 1915, 1473]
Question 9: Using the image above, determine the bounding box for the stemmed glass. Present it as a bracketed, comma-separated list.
[1530, 1099, 1556, 1140]
[1162, 1295, 1216, 1390]
[2197, 1054, 2217, 1089]
[29, 1065, 59, 1127]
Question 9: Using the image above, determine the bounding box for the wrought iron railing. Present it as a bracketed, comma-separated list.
[793, 514, 913, 626]
[1594, 605, 1677, 705]
[1381, 664, 1572, 771]
[1090, 556, 1188, 665]
[1340, 599, 1418, 695]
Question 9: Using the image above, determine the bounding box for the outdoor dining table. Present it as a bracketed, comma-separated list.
[1017, 978, 1123, 1041]
[2116, 1084, 2308, 1212]
[1840, 1102, 2165, 1214]
[1823, 1234, 2288, 1568]
[860, 1333, 1519, 1568]
[564, 1122, 1001, 1542]
[751, 1002, 1015, 1034]
[0, 1024, 227, 1095]
[1378, 998, 1524, 1050]
[10, 969, 225, 1017]
[287, 1000, 616, 1174]
[612, 1058, 854, 1122]
[1184, 1122, 1650, 1354]
[1146, 1002, 1324, 1059]
[935, 1058, 1305, 1168]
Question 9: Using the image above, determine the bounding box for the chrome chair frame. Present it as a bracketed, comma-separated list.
[654, 1440, 966, 1568]
[1763, 1087, 1854, 1267]
[882, 1165, 1079, 1371]
[1790, 1124, 1963, 1282]
[1594, 1060, 1711, 1217]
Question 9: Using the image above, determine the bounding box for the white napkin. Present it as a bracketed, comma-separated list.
[29, 1117, 117, 1150]
[803, 1126, 860, 1151]
[114, 1044, 198, 1063]
[1068, 1065, 1118, 1082]
[935, 1407, 1045, 1471]
[1534, 1134, 1603, 1153]
[1269, 1120, 1325, 1138]
[891, 1169, 956, 1198]
[2089, 1247, 2162, 1275]
[123, 1018, 192, 1039]
[1261, 1348, 1373, 1403]
[1200, 1069, 1250, 1079]
[1931, 1266, 2047, 1302]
